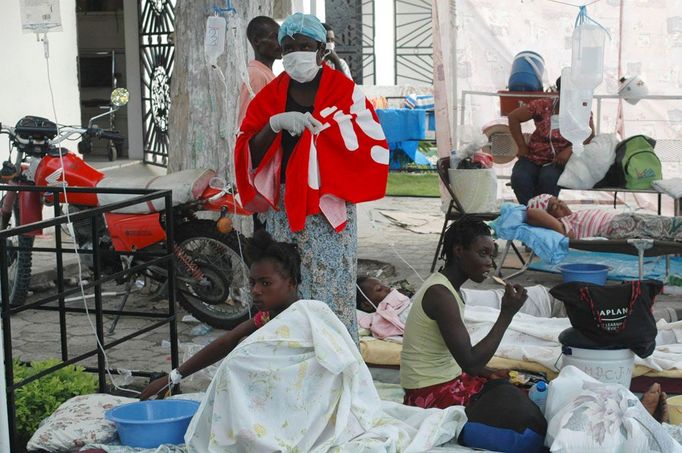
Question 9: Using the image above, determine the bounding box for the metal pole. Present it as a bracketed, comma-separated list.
[165, 196, 179, 371]
[90, 216, 107, 392]
[450, 0, 458, 146]
[0, 239, 16, 451]
[54, 198, 68, 362]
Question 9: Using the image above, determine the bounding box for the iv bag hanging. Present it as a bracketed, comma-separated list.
[205, 16, 227, 67]
[571, 21, 607, 90]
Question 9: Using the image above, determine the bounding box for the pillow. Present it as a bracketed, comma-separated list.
[491, 203, 526, 239]
[545, 366, 681, 452]
[460, 380, 546, 453]
[515, 224, 568, 265]
[27, 393, 136, 452]
[558, 133, 618, 189]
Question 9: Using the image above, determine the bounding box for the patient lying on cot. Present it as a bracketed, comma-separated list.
[526, 193, 682, 241]
[356, 275, 565, 327]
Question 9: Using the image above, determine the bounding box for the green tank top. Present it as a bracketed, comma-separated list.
[400, 272, 465, 389]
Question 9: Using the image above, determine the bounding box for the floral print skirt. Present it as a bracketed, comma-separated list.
[262, 189, 358, 343]
[610, 213, 682, 241]
[403, 373, 488, 409]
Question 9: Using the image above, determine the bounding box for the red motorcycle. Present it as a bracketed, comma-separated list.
[0, 90, 252, 329]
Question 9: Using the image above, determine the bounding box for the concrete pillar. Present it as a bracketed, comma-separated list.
[123, 0, 144, 160]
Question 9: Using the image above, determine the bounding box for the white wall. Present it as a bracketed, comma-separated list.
[0, 0, 81, 163]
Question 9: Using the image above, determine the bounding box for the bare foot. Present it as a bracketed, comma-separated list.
[641, 383, 669, 423]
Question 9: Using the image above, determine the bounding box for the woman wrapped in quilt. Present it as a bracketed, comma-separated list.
[140, 230, 303, 400]
[142, 233, 470, 451]
[234, 13, 389, 342]
[526, 193, 682, 241]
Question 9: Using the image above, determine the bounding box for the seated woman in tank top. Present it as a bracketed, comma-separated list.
[400, 219, 528, 409]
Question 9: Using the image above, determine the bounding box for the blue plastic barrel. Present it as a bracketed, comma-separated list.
[508, 51, 545, 92]
[558, 263, 609, 285]
[105, 400, 200, 448]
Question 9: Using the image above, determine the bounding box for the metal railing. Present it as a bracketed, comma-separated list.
[460, 90, 682, 135]
[0, 185, 179, 451]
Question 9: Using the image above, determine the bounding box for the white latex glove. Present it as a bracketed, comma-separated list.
[269, 111, 323, 136]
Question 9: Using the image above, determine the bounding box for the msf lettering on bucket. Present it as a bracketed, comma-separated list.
[581, 364, 629, 382]
[600, 307, 627, 332]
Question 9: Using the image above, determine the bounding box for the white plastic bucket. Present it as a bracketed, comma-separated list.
[448, 168, 498, 213]
[561, 346, 634, 388]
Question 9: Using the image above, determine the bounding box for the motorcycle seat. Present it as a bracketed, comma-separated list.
[96, 168, 217, 214]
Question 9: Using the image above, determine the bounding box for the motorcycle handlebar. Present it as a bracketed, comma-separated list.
[86, 128, 124, 141]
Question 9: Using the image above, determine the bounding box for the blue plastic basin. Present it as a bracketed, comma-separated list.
[558, 263, 609, 285]
[105, 399, 200, 448]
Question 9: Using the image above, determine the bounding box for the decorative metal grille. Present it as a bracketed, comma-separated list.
[361, 0, 376, 85]
[325, 0, 364, 83]
[139, 0, 175, 166]
[394, 0, 433, 85]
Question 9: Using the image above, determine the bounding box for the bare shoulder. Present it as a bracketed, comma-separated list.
[422, 284, 458, 320]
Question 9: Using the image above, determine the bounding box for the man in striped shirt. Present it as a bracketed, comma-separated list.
[526, 194, 682, 241]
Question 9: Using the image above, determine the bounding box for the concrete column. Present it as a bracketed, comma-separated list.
[123, 0, 143, 160]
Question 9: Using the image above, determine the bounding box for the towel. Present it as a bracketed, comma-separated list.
[376, 108, 426, 143]
[492, 203, 569, 264]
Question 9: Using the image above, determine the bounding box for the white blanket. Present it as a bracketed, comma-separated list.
[185, 300, 468, 452]
[652, 178, 682, 199]
[464, 305, 682, 372]
[545, 366, 682, 452]
[557, 134, 618, 189]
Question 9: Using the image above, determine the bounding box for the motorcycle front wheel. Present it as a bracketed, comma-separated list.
[1, 195, 34, 307]
[173, 220, 251, 330]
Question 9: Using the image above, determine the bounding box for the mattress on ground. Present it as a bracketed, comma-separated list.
[360, 336, 682, 379]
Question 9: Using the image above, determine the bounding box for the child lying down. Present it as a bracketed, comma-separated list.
[355, 277, 566, 339]
[526, 193, 682, 241]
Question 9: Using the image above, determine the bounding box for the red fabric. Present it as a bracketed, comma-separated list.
[235, 65, 389, 232]
[403, 373, 488, 409]
[525, 98, 571, 165]
[253, 310, 271, 328]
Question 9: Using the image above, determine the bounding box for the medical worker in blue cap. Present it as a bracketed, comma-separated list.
[240, 13, 369, 342]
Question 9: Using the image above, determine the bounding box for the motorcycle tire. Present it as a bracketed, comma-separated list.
[1, 196, 34, 307]
[108, 142, 117, 162]
[173, 220, 251, 330]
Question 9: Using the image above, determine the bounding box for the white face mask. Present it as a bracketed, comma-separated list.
[326, 42, 335, 51]
[282, 51, 321, 83]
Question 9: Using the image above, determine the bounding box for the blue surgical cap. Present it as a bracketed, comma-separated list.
[278, 13, 326, 45]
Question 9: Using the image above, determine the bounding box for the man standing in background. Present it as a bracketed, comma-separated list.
[237, 16, 282, 125]
[322, 23, 352, 79]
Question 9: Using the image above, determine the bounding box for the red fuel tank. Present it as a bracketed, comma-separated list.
[34, 152, 105, 206]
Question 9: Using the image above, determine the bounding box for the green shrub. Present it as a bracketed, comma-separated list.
[13, 359, 97, 443]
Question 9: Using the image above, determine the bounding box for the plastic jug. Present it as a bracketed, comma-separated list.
[528, 380, 548, 414]
[559, 67, 592, 156]
[571, 22, 606, 90]
[508, 51, 545, 91]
